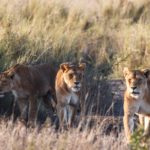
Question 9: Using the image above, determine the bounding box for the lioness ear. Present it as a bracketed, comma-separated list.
[79, 63, 86, 71]
[60, 63, 70, 72]
[123, 67, 130, 77]
[142, 69, 150, 78]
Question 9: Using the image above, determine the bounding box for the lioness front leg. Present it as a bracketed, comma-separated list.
[68, 105, 76, 128]
[138, 115, 150, 137]
[139, 114, 144, 126]
[57, 105, 75, 130]
[57, 105, 65, 130]
[123, 113, 135, 141]
[17, 97, 28, 124]
[143, 116, 150, 137]
[28, 96, 38, 127]
[123, 96, 139, 142]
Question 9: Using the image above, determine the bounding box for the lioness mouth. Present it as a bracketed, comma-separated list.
[72, 86, 80, 92]
[132, 91, 140, 95]
[74, 86, 80, 90]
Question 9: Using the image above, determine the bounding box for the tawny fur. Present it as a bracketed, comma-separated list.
[123, 67, 150, 142]
[55, 62, 86, 129]
[0, 63, 57, 126]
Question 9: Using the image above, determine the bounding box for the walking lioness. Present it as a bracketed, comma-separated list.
[0, 63, 57, 126]
[123, 67, 150, 142]
[55, 62, 86, 129]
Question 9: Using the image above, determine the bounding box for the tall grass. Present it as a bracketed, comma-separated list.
[0, 0, 150, 149]
[0, 0, 150, 76]
[0, 118, 127, 150]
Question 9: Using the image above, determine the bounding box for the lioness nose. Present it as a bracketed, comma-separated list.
[74, 82, 79, 85]
[131, 86, 136, 90]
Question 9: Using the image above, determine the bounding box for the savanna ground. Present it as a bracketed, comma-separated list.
[0, 0, 150, 149]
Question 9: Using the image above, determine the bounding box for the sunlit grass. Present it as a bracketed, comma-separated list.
[0, 0, 150, 149]
[0, 0, 150, 77]
[0, 118, 127, 150]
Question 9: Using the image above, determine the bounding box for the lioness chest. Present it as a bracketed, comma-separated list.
[65, 92, 79, 105]
[138, 100, 150, 115]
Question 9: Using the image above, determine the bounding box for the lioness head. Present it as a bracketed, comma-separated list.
[123, 67, 149, 99]
[60, 62, 86, 92]
[0, 71, 15, 93]
[0, 73, 12, 92]
[0, 65, 20, 94]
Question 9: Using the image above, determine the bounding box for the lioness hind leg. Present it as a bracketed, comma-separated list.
[43, 92, 56, 114]
[28, 96, 38, 127]
[46, 89, 57, 110]
[43, 95, 59, 129]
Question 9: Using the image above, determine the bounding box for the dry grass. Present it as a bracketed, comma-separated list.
[0, 117, 128, 150]
[0, 0, 150, 149]
[0, 0, 150, 77]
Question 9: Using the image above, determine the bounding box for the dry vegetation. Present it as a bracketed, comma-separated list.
[0, 0, 150, 149]
[0, 118, 128, 150]
[0, 0, 150, 76]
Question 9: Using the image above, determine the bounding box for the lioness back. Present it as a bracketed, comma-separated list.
[28, 64, 56, 96]
[0, 63, 57, 126]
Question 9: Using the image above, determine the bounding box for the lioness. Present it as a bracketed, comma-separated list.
[123, 67, 150, 141]
[0, 63, 57, 126]
[55, 62, 86, 129]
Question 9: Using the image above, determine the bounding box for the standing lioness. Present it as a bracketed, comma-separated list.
[0, 63, 57, 126]
[123, 67, 150, 142]
[55, 62, 86, 129]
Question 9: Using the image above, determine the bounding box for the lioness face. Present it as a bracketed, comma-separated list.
[60, 63, 86, 92]
[123, 67, 147, 99]
[0, 72, 14, 93]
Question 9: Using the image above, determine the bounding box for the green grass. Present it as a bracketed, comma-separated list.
[130, 127, 150, 150]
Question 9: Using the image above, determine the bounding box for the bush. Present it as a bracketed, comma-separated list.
[130, 127, 150, 150]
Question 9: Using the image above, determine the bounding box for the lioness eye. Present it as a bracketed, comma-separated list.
[78, 73, 82, 78]
[69, 73, 73, 79]
[138, 79, 142, 83]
